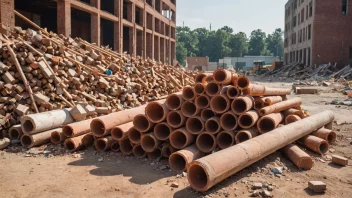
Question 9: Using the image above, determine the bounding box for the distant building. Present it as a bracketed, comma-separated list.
[219, 56, 280, 70]
[284, 0, 352, 67]
[186, 57, 209, 71]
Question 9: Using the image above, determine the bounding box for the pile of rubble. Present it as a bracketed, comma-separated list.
[0, 25, 196, 137]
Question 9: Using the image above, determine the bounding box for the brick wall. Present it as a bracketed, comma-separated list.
[0, 0, 15, 26]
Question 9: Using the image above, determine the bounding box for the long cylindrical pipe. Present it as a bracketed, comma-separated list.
[217, 131, 236, 149]
[263, 96, 283, 105]
[111, 122, 134, 141]
[82, 133, 95, 148]
[254, 99, 266, 110]
[64, 134, 86, 152]
[205, 82, 222, 97]
[205, 116, 222, 135]
[220, 112, 238, 131]
[110, 141, 120, 152]
[194, 83, 206, 95]
[9, 125, 23, 140]
[237, 76, 250, 89]
[95, 136, 114, 152]
[145, 101, 170, 123]
[235, 128, 259, 144]
[167, 110, 186, 128]
[170, 128, 196, 149]
[133, 114, 155, 133]
[283, 108, 305, 119]
[181, 101, 200, 117]
[62, 119, 93, 138]
[243, 84, 291, 96]
[231, 73, 239, 87]
[195, 95, 210, 109]
[281, 144, 314, 170]
[21, 128, 61, 148]
[299, 135, 329, 154]
[311, 128, 337, 144]
[259, 98, 302, 116]
[213, 69, 232, 85]
[201, 108, 215, 122]
[154, 122, 174, 141]
[182, 86, 196, 101]
[187, 110, 334, 192]
[202, 75, 214, 84]
[147, 147, 162, 160]
[196, 132, 217, 153]
[166, 93, 184, 111]
[161, 143, 177, 158]
[210, 94, 230, 114]
[186, 116, 205, 135]
[119, 138, 133, 155]
[128, 127, 142, 144]
[226, 86, 241, 99]
[195, 73, 211, 84]
[21, 109, 74, 134]
[50, 130, 66, 145]
[169, 144, 204, 172]
[141, 133, 161, 152]
[231, 96, 253, 115]
[133, 144, 146, 158]
[238, 110, 259, 129]
[285, 114, 302, 125]
[257, 113, 284, 134]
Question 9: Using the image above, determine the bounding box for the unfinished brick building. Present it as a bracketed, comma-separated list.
[0, 0, 176, 64]
[284, 0, 352, 67]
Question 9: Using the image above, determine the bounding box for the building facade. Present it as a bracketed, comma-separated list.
[220, 56, 280, 70]
[0, 0, 176, 64]
[284, 0, 352, 67]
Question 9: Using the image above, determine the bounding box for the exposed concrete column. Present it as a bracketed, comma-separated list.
[151, 16, 155, 60]
[113, 0, 121, 52]
[57, 0, 71, 37]
[91, 0, 101, 46]
[131, 3, 136, 56]
[143, 2, 147, 58]
[0, 0, 15, 27]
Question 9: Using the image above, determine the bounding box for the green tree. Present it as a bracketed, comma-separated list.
[248, 29, 266, 56]
[192, 28, 209, 57]
[176, 42, 187, 65]
[220, 26, 234, 34]
[176, 26, 199, 57]
[204, 30, 231, 62]
[266, 28, 284, 57]
[229, 32, 248, 57]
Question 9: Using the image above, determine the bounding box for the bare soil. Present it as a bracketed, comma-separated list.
[0, 81, 351, 198]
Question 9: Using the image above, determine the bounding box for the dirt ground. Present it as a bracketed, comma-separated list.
[0, 81, 351, 198]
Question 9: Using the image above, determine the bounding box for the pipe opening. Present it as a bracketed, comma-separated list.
[258, 119, 275, 133]
[133, 145, 146, 158]
[206, 82, 220, 96]
[65, 140, 75, 151]
[96, 139, 107, 151]
[197, 133, 215, 152]
[128, 128, 142, 144]
[236, 132, 250, 143]
[111, 142, 120, 152]
[142, 135, 156, 151]
[259, 109, 266, 116]
[133, 115, 150, 132]
[21, 135, 33, 147]
[146, 103, 164, 122]
[217, 132, 233, 149]
[82, 135, 95, 147]
[205, 119, 220, 133]
[162, 146, 172, 157]
[62, 126, 74, 137]
[166, 95, 181, 110]
[211, 96, 228, 113]
[182, 102, 197, 117]
[155, 123, 171, 140]
[201, 109, 215, 121]
[9, 129, 21, 140]
[170, 131, 187, 148]
[183, 87, 195, 100]
[242, 88, 250, 95]
[232, 99, 247, 114]
[50, 132, 62, 144]
[254, 101, 264, 110]
[239, 115, 253, 128]
[221, 113, 237, 130]
[111, 127, 124, 140]
[195, 74, 206, 83]
[148, 148, 161, 160]
[187, 117, 203, 134]
[214, 70, 226, 83]
[196, 96, 209, 109]
[22, 120, 34, 133]
[91, 120, 105, 137]
[188, 164, 208, 190]
[120, 139, 133, 154]
[195, 84, 205, 95]
[237, 77, 249, 88]
[319, 142, 329, 154]
[227, 87, 239, 98]
[167, 112, 182, 127]
[169, 154, 186, 171]
[328, 132, 337, 143]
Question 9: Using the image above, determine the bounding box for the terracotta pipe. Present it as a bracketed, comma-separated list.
[128, 127, 143, 144]
[237, 76, 250, 89]
[257, 113, 284, 134]
[263, 96, 283, 105]
[9, 125, 23, 140]
[154, 122, 174, 141]
[186, 116, 205, 135]
[90, 99, 165, 137]
[235, 128, 259, 144]
[182, 86, 196, 101]
[299, 135, 329, 154]
[259, 98, 302, 116]
[119, 138, 134, 155]
[205, 82, 222, 97]
[169, 144, 205, 172]
[110, 141, 120, 152]
[220, 112, 238, 131]
[202, 75, 214, 84]
[20, 109, 74, 134]
[50, 130, 67, 145]
[133, 144, 147, 158]
[181, 101, 200, 117]
[311, 128, 337, 144]
[231, 96, 253, 115]
[231, 73, 239, 87]
[21, 128, 61, 148]
[254, 99, 266, 110]
[167, 110, 186, 128]
[147, 147, 162, 160]
[170, 127, 196, 149]
[283, 108, 305, 119]
[285, 115, 302, 125]
[210, 94, 231, 114]
[264, 87, 292, 96]
[187, 110, 334, 192]
[213, 69, 232, 85]
[111, 122, 134, 141]
[161, 143, 177, 158]
[226, 86, 241, 99]
[62, 119, 93, 138]
[195, 83, 206, 95]
[141, 133, 161, 152]
[281, 144, 314, 170]
[243, 84, 291, 96]
[201, 108, 215, 122]
[82, 133, 95, 148]
[166, 93, 184, 111]
[133, 114, 155, 133]
[195, 95, 210, 109]
[64, 134, 86, 152]
[238, 110, 259, 129]
[195, 73, 211, 84]
[217, 131, 236, 149]
[196, 132, 217, 153]
[95, 136, 114, 152]
[205, 116, 222, 135]
[145, 101, 169, 123]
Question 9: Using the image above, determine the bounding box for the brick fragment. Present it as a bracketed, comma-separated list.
[38, 61, 54, 79]
[2, 72, 15, 84]
[332, 155, 349, 166]
[15, 104, 29, 116]
[96, 107, 112, 114]
[308, 181, 326, 193]
[34, 93, 50, 104]
[70, 104, 87, 121]
[295, 87, 318, 94]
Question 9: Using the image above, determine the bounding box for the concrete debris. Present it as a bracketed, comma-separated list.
[332, 155, 349, 166]
[308, 181, 326, 193]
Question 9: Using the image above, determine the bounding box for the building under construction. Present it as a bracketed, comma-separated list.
[0, 0, 176, 64]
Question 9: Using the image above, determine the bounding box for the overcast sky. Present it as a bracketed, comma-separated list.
[176, 0, 285, 36]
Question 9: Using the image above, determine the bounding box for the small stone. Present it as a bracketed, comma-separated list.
[150, 162, 155, 166]
[261, 190, 272, 197]
[252, 183, 263, 190]
[329, 148, 335, 153]
[24, 154, 31, 157]
[159, 165, 168, 170]
[98, 157, 104, 162]
[271, 167, 283, 174]
[37, 163, 40, 165]
[73, 154, 80, 158]
[182, 172, 187, 177]
[170, 182, 179, 188]
[267, 186, 274, 191]
[250, 190, 260, 197]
